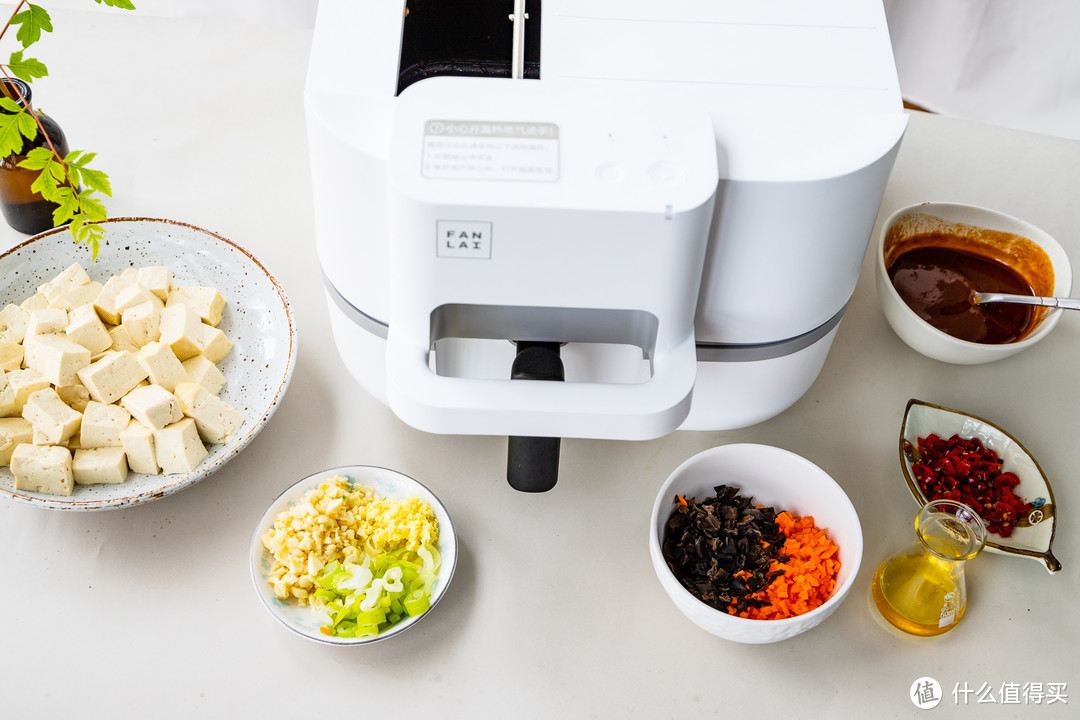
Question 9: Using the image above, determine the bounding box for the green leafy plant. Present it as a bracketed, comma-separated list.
[0, 0, 135, 258]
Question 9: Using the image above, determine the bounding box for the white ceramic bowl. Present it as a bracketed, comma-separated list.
[250, 465, 457, 646]
[649, 443, 862, 644]
[875, 202, 1072, 364]
[0, 218, 296, 510]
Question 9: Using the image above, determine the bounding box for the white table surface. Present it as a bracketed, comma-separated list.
[1, 8, 1077, 718]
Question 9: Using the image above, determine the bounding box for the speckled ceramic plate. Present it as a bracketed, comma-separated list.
[0, 218, 296, 510]
[900, 399, 1060, 573]
[250, 465, 457, 645]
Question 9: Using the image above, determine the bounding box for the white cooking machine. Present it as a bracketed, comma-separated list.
[306, 0, 908, 491]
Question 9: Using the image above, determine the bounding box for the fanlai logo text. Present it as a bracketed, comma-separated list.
[436, 220, 493, 259]
[446, 229, 485, 251]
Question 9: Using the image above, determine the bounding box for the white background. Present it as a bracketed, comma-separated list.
[0, 3, 1076, 718]
[37, 0, 1080, 139]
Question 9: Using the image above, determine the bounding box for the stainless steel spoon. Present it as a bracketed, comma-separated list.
[973, 292, 1080, 311]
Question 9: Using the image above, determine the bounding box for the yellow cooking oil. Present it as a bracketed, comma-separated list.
[872, 505, 984, 637]
[871, 552, 964, 636]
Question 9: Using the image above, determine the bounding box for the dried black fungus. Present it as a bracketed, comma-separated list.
[661, 484, 786, 614]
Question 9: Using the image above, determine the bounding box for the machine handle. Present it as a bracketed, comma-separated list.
[506, 341, 564, 492]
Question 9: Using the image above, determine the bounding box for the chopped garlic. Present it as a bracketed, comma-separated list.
[260, 475, 439, 607]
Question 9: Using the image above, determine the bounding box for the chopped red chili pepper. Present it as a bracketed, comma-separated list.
[906, 433, 1032, 537]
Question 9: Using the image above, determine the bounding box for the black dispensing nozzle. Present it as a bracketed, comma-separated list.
[506, 341, 564, 492]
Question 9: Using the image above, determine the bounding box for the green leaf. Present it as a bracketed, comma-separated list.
[97, 0, 137, 9]
[78, 192, 108, 222]
[30, 168, 60, 197]
[51, 187, 78, 225]
[0, 108, 38, 156]
[16, 110, 38, 140]
[12, 5, 54, 48]
[6, 50, 49, 81]
[50, 155, 67, 178]
[0, 97, 20, 113]
[0, 115, 25, 157]
[65, 150, 95, 166]
[80, 167, 112, 196]
[16, 146, 54, 170]
[71, 220, 104, 261]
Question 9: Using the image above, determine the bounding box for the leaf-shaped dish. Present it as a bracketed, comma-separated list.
[899, 399, 1060, 573]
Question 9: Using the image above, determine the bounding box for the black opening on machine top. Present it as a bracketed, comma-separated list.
[398, 0, 542, 95]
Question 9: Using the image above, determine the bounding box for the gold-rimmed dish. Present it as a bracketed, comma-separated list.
[0, 218, 296, 510]
[900, 399, 1060, 573]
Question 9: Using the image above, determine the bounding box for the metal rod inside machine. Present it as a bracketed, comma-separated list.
[511, 0, 527, 79]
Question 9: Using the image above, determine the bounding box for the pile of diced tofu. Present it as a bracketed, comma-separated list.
[0, 262, 245, 496]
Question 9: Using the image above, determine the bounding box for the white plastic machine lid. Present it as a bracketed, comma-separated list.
[543, 0, 900, 115]
[390, 76, 719, 215]
[539, 0, 908, 181]
[305, 0, 907, 181]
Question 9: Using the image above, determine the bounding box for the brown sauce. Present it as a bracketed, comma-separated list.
[888, 246, 1037, 344]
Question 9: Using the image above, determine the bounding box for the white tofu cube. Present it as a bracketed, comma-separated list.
[25, 307, 68, 337]
[11, 443, 74, 496]
[65, 303, 113, 355]
[72, 447, 128, 485]
[22, 387, 83, 445]
[32, 424, 59, 446]
[0, 303, 29, 343]
[5, 368, 50, 414]
[154, 418, 207, 474]
[76, 351, 148, 405]
[0, 340, 23, 371]
[56, 385, 91, 413]
[107, 324, 141, 354]
[79, 400, 130, 448]
[158, 304, 204, 361]
[167, 286, 225, 327]
[119, 384, 182, 430]
[19, 291, 50, 315]
[115, 282, 163, 316]
[93, 274, 134, 325]
[199, 324, 233, 364]
[23, 334, 92, 388]
[0, 416, 33, 465]
[119, 419, 158, 475]
[181, 354, 226, 396]
[137, 266, 172, 302]
[0, 373, 16, 417]
[39, 263, 91, 306]
[136, 341, 188, 392]
[51, 281, 103, 311]
[173, 382, 244, 444]
[120, 299, 161, 347]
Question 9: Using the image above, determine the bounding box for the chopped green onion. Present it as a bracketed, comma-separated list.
[315, 543, 440, 637]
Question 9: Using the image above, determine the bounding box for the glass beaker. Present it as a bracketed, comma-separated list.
[871, 499, 988, 636]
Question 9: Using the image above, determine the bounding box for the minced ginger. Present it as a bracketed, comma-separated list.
[261, 475, 438, 605]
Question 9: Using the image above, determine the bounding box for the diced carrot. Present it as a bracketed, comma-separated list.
[737, 512, 841, 621]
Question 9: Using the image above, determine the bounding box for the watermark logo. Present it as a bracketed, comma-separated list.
[911, 677, 943, 709]
[908, 678, 1068, 708]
